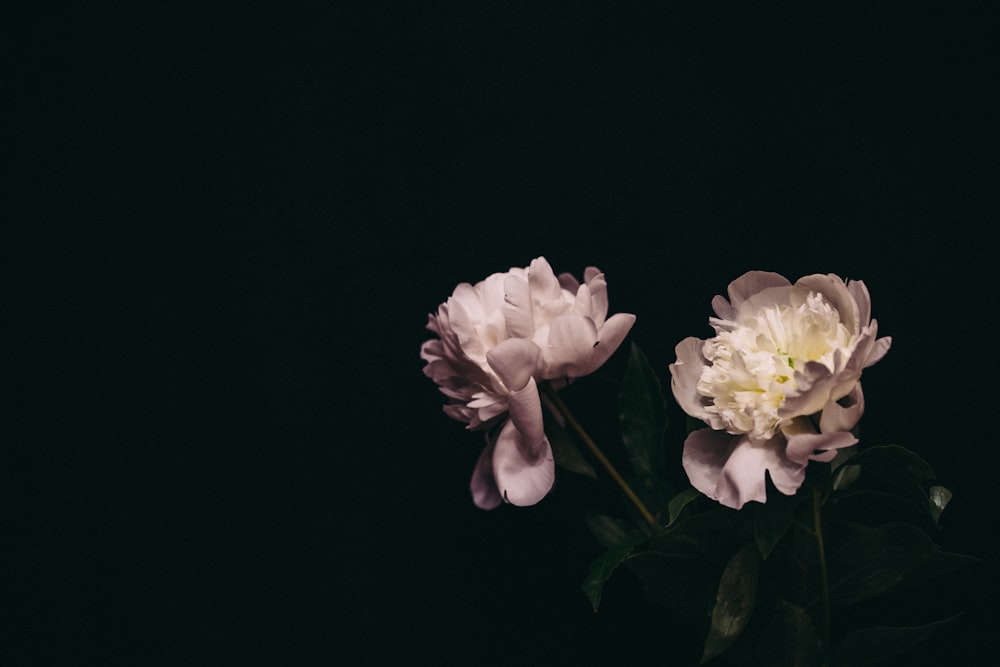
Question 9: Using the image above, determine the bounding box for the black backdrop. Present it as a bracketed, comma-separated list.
[8, 4, 998, 665]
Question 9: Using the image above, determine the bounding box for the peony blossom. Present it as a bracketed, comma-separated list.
[421, 257, 636, 509]
[670, 271, 891, 509]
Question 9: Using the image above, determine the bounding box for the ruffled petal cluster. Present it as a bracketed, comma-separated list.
[670, 271, 891, 509]
[421, 257, 636, 508]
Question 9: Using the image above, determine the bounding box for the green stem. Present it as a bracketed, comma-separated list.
[813, 484, 831, 667]
[541, 383, 658, 528]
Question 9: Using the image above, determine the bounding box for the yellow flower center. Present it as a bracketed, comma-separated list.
[697, 292, 855, 440]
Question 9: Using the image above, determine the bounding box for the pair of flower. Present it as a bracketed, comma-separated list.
[421, 258, 891, 511]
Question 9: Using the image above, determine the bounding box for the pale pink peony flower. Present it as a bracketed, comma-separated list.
[421, 257, 636, 509]
[670, 271, 891, 509]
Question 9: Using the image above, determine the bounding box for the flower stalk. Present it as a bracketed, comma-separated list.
[541, 383, 659, 528]
[812, 483, 831, 667]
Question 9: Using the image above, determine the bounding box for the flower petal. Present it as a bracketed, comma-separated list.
[502, 274, 535, 339]
[446, 291, 483, 356]
[864, 332, 892, 368]
[670, 337, 713, 421]
[711, 294, 736, 321]
[793, 273, 859, 333]
[467, 392, 509, 426]
[715, 437, 805, 509]
[486, 338, 542, 392]
[556, 271, 579, 293]
[543, 314, 599, 378]
[584, 269, 609, 328]
[847, 279, 872, 328]
[682, 428, 739, 499]
[492, 392, 555, 507]
[419, 339, 448, 377]
[528, 256, 563, 305]
[571, 283, 594, 319]
[577, 312, 636, 377]
[780, 359, 835, 418]
[506, 376, 545, 445]
[725, 271, 792, 314]
[738, 285, 797, 319]
[818, 384, 865, 434]
[785, 430, 859, 465]
[478, 271, 511, 314]
[470, 437, 503, 510]
[443, 403, 476, 424]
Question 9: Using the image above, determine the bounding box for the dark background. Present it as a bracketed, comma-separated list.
[7, 3, 997, 665]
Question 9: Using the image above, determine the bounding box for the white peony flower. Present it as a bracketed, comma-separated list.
[421, 257, 636, 509]
[670, 271, 891, 509]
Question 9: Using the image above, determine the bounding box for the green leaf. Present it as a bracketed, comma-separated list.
[833, 613, 963, 667]
[649, 507, 745, 565]
[543, 404, 596, 478]
[667, 487, 702, 527]
[753, 473, 802, 559]
[896, 548, 979, 591]
[618, 343, 670, 514]
[581, 543, 634, 612]
[625, 549, 718, 618]
[755, 600, 819, 667]
[832, 463, 861, 490]
[701, 543, 761, 664]
[826, 523, 941, 608]
[833, 445, 944, 525]
[585, 512, 646, 549]
[849, 444, 935, 492]
[831, 488, 932, 525]
[629, 512, 732, 619]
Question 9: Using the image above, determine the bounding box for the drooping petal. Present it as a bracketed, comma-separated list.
[486, 338, 542, 392]
[714, 437, 805, 509]
[470, 437, 503, 510]
[492, 429, 555, 506]
[492, 379, 555, 506]
[682, 428, 739, 499]
[506, 377, 546, 446]
[670, 337, 713, 421]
